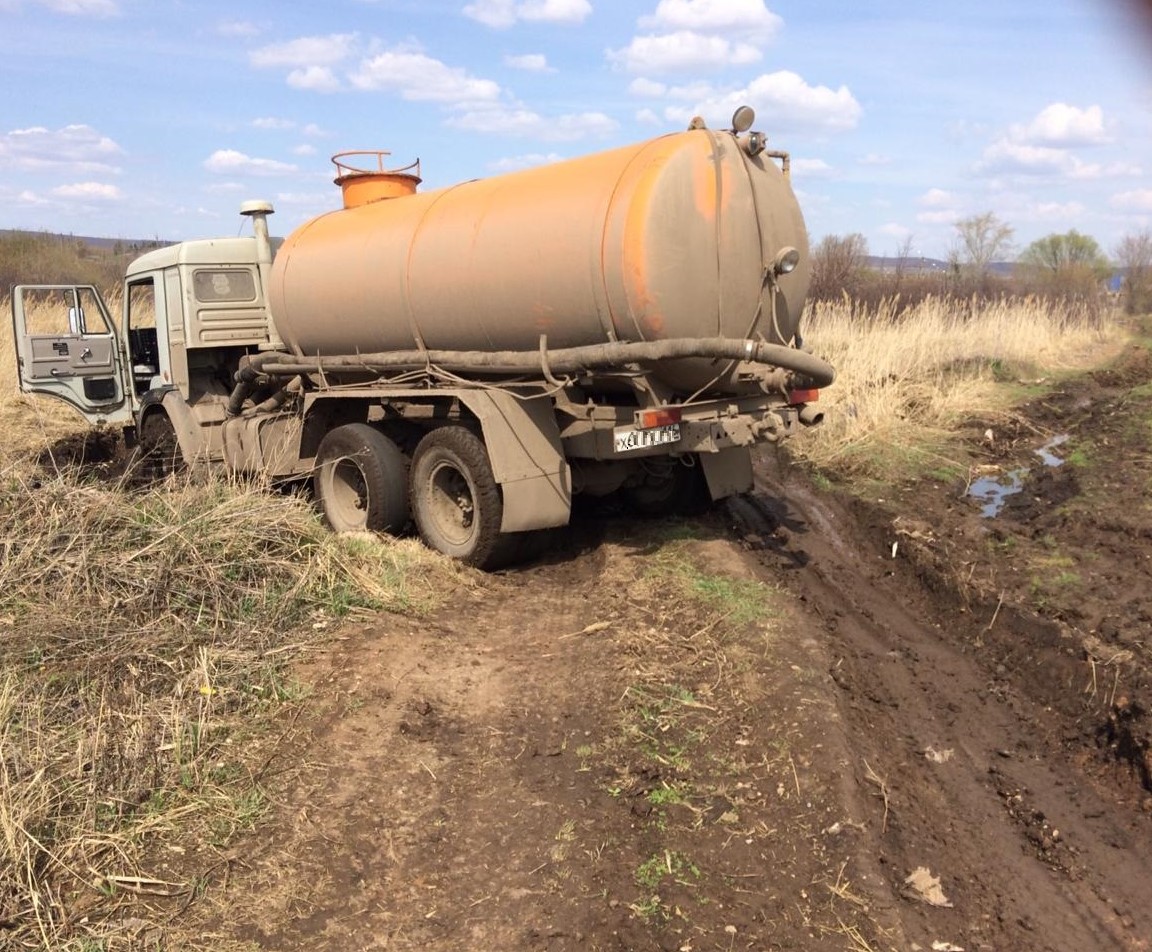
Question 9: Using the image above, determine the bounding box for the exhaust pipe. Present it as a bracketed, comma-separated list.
[798, 405, 824, 427]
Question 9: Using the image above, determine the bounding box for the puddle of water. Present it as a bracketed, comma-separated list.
[1034, 434, 1068, 467]
[969, 469, 1026, 517]
[967, 433, 1069, 517]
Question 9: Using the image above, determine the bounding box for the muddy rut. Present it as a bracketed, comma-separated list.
[193, 346, 1152, 952]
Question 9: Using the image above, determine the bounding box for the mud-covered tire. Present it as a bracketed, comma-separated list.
[623, 458, 710, 518]
[137, 411, 185, 479]
[410, 426, 507, 569]
[314, 424, 409, 534]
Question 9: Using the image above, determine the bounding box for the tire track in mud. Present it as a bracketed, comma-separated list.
[736, 460, 1152, 952]
[223, 545, 628, 950]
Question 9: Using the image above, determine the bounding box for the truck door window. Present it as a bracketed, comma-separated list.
[22, 286, 111, 336]
[127, 279, 160, 395]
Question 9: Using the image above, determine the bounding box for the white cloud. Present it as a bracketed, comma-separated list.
[879, 222, 912, 240]
[252, 117, 295, 130]
[504, 53, 554, 72]
[609, 31, 760, 73]
[916, 209, 959, 225]
[51, 182, 122, 200]
[292, 143, 318, 156]
[350, 51, 501, 103]
[859, 153, 892, 166]
[1030, 200, 1086, 219]
[0, 124, 123, 173]
[640, 0, 782, 40]
[662, 71, 861, 132]
[464, 0, 591, 28]
[629, 77, 667, 97]
[1012, 103, 1110, 147]
[30, 0, 117, 14]
[977, 103, 1117, 181]
[287, 65, 341, 92]
[488, 152, 565, 172]
[250, 34, 359, 69]
[919, 188, 957, 208]
[636, 108, 661, 124]
[217, 19, 260, 38]
[203, 149, 298, 175]
[791, 157, 831, 177]
[454, 106, 618, 141]
[302, 123, 326, 138]
[1111, 189, 1152, 212]
[608, 31, 760, 73]
[520, 0, 591, 23]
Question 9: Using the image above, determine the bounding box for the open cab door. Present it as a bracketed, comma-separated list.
[11, 285, 133, 426]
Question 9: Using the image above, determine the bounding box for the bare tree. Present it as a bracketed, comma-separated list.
[1114, 230, 1152, 315]
[809, 233, 869, 301]
[953, 212, 1014, 277]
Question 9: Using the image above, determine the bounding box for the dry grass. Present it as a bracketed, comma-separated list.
[0, 469, 460, 949]
[0, 292, 465, 949]
[796, 295, 1126, 479]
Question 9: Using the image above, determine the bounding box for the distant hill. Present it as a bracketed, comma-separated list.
[0, 228, 168, 255]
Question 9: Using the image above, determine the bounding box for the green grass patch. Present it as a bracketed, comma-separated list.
[643, 542, 777, 628]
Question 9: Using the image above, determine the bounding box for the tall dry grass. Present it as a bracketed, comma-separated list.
[795, 294, 1125, 478]
[0, 293, 465, 950]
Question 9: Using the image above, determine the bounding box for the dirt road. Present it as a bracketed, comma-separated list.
[194, 343, 1152, 951]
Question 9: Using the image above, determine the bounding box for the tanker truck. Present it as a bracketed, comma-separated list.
[10, 108, 833, 568]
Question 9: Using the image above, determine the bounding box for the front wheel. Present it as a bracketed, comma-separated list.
[409, 426, 506, 568]
[136, 411, 184, 479]
[314, 424, 409, 533]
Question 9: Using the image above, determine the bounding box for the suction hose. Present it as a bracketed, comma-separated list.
[252, 338, 835, 389]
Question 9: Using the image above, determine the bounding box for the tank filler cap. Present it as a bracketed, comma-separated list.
[332, 150, 422, 209]
[240, 200, 275, 217]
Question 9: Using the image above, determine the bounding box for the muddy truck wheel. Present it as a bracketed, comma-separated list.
[410, 425, 521, 569]
[135, 411, 185, 479]
[314, 424, 409, 533]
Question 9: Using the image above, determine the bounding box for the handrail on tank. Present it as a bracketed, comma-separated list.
[331, 151, 423, 207]
[331, 150, 421, 181]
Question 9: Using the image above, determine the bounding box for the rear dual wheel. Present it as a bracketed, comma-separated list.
[316, 422, 548, 569]
[314, 423, 409, 533]
[409, 426, 507, 569]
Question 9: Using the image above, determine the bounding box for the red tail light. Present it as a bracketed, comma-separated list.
[789, 388, 819, 405]
[638, 407, 683, 428]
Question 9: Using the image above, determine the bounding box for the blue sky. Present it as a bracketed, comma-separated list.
[2, 0, 1151, 261]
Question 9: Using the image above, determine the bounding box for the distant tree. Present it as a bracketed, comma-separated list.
[809, 233, 869, 301]
[1019, 230, 1110, 279]
[1114, 230, 1152, 315]
[952, 212, 1015, 276]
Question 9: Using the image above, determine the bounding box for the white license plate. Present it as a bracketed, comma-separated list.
[613, 423, 681, 453]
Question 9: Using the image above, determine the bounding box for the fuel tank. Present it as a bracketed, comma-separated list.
[268, 124, 810, 395]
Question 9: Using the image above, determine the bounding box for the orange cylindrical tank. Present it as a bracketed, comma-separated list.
[268, 128, 810, 394]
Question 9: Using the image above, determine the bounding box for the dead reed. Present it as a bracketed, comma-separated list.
[795, 294, 1125, 478]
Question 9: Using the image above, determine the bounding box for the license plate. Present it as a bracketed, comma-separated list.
[613, 423, 681, 453]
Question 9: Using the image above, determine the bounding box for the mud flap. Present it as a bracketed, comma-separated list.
[699, 446, 754, 500]
[456, 391, 572, 532]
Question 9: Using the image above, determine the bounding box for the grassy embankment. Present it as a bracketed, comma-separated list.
[0, 299, 464, 950]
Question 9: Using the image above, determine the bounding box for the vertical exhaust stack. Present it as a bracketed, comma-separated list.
[240, 200, 283, 351]
[332, 151, 421, 209]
